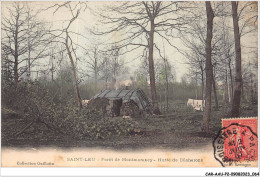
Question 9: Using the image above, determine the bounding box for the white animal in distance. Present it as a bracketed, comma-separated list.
[187, 99, 205, 111]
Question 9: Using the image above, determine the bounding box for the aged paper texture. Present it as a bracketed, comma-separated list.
[1, 1, 258, 170]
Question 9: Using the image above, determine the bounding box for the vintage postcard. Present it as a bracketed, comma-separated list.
[1, 0, 259, 175]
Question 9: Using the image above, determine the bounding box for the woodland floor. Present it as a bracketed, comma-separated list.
[1, 100, 257, 150]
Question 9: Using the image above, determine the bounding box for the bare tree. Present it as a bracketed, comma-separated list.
[65, 10, 83, 108]
[95, 2, 191, 114]
[182, 2, 236, 109]
[212, 63, 219, 110]
[85, 45, 103, 87]
[47, 2, 87, 108]
[157, 57, 174, 114]
[242, 61, 257, 103]
[48, 45, 65, 82]
[183, 42, 205, 100]
[155, 40, 175, 114]
[238, 2, 258, 37]
[109, 44, 123, 89]
[162, 55, 169, 113]
[215, 17, 235, 105]
[100, 56, 111, 89]
[2, 2, 51, 84]
[229, 1, 257, 116]
[230, 2, 242, 117]
[98, 45, 126, 89]
[1, 46, 12, 81]
[182, 19, 209, 101]
[201, 1, 214, 133]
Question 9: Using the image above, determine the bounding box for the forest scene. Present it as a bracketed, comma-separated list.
[1, 1, 258, 150]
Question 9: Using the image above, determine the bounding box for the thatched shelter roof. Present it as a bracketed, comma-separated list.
[93, 88, 153, 113]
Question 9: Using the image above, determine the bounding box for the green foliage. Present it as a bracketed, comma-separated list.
[77, 117, 138, 140]
[2, 80, 138, 142]
[43, 69, 75, 103]
[2, 79, 258, 148]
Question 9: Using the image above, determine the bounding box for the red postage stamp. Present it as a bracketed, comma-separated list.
[213, 117, 258, 167]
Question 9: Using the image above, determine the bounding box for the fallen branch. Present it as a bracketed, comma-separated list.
[15, 121, 34, 137]
[39, 120, 66, 135]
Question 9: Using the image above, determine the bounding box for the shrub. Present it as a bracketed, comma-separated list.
[2, 81, 138, 142]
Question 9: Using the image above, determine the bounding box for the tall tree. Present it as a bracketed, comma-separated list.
[2, 2, 50, 84]
[201, 1, 214, 133]
[96, 2, 190, 114]
[230, 1, 242, 117]
[144, 2, 160, 114]
[97, 45, 126, 89]
[48, 2, 87, 108]
[110, 44, 122, 88]
[85, 45, 102, 87]
[64, 8, 83, 109]
[212, 64, 219, 110]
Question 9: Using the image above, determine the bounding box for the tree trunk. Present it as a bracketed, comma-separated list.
[224, 69, 229, 104]
[200, 62, 204, 100]
[202, 1, 214, 133]
[28, 49, 31, 80]
[65, 34, 83, 109]
[212, 73, 219, 110]
[14, 55, 19, 84]
[241, 79, 245, 101]
[159, 82, 162, 112]
[94, 69, 97, 88]
[148, 19, 160, 115]
[231, 1, 242, 117]
[195, 70, 198, 99]
[94, 48, 98, 88]
[27, 12, 31, 81]
[163, 55, 169, 113]
[228, 59, 233, 102]
[51, 61, 54, 82]
[14, 16, 19, 85]
[250, 73, 254, 103]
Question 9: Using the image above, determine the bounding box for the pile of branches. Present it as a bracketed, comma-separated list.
[2, 81, 139, 141]
[120, 100, 142, 118]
